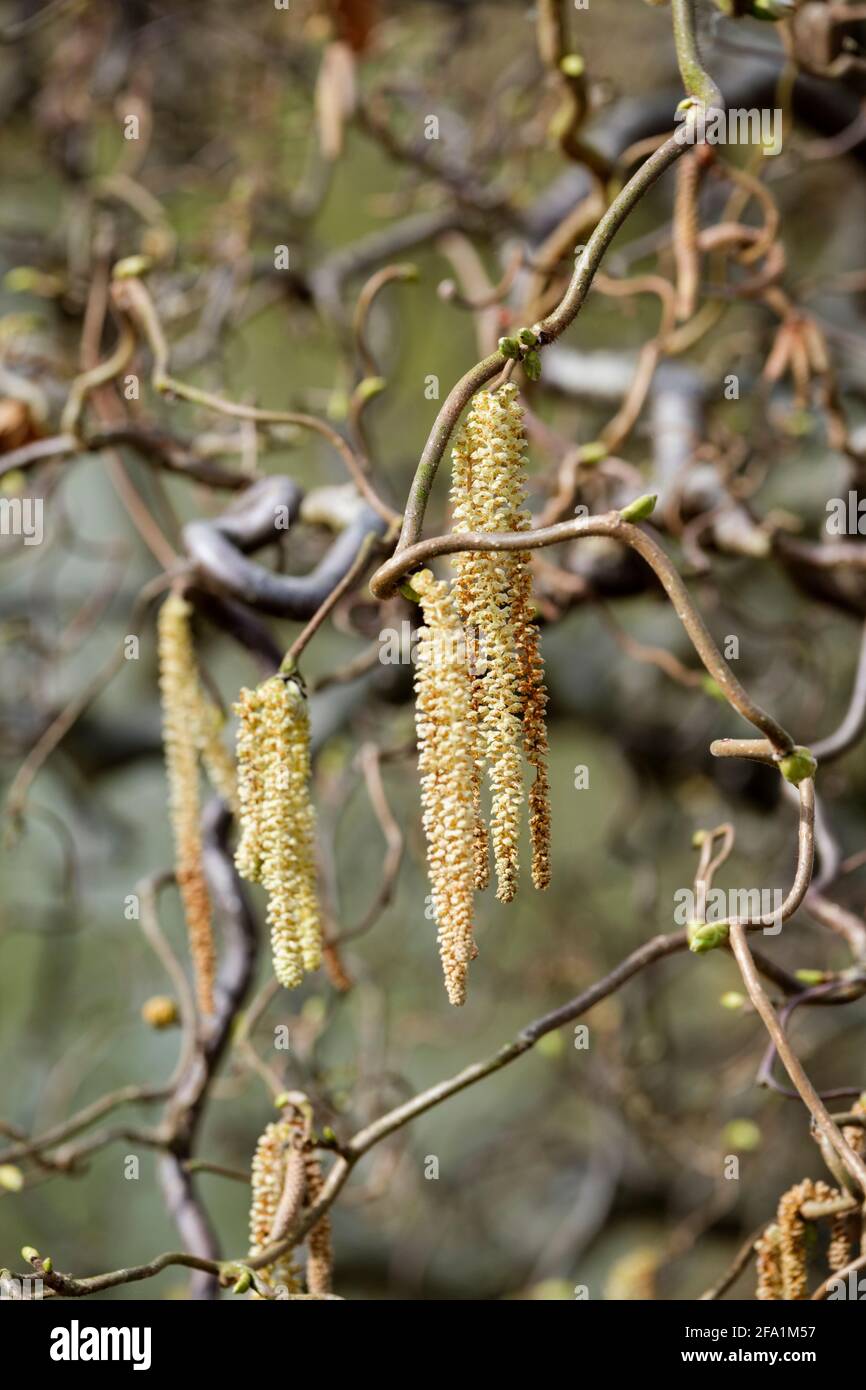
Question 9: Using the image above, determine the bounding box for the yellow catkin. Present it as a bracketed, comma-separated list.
[248, 1120, 302, 1296]
[755, 1224, 783, 1301]
[450, 417, 490, 892]
[451, 383, 551, 900]
[158, 592, 215, 1017]
[234, 685, 265, 882]
[413, 568, 476, 1005]
[777, 1179, 834, 1300]
[234, 675, 322, 989]
[303, 1150, 333, 1297]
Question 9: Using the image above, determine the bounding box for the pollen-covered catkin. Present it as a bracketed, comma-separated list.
[303, 1150, 333, 1296]
[450, 415, 490, 892]
[234, 684, 265, 882]
[234, 675, 322, 989]
[413, 568, 476, 1005]
[755, 1224, 783, 1300]
[777, 1179, 834, 1299]
[828, 1214, 852, 1273]
[248, 1120, 302, 1296]
[158, 592, 215, 1017]
[450, 382, 551, 899]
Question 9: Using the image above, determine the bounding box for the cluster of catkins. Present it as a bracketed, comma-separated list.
[157, 591, 238, 1016]
[755, 1105, 865, 1299]
[248, 1115, 332, 1298]
[413, 383, 551, 1006]
[233, 674, 322, 989]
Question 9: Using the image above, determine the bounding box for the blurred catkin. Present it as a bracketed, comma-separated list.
[158, 591, 215, 1017]
[413, 567, 476, 1005]
[248, 1120, 302, 1296]
[450, 382, 551, 899]
[234, 675, 322, 989]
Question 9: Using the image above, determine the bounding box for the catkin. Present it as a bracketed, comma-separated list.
[303, 1150, 334, 1297]
[413, 568, 477, 1006]
[828, 1214, 852, 1273]
[191, 687, 238, 812]
[777, 1179, 834, 1300]
[158, 592, 215, 1017]
[234, 675, 323, 989]
[755, 1224, 783, 1301]
[450, 416, 491, 892]
[248, 1120, 302, 1296]
[450, 383, 551, 900]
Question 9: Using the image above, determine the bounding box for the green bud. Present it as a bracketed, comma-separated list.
[720, 991, 746, 1010]
[578, 440, 607, 466]
[0, 1164, 23, 1192]
[395, 263, 419, 282]
[21, 1246, 39, 1264]
[795, 968, 825, 986]
[723, 1118, 762, 1152]
[321, 1125, 337, 1144]
[232, 1270, 252, 1295]
[273, 1091, 291, 1110]
[4, 267, 43, 293]
[112, 255, 152, 281]
[355, 376, 387, 403]
[0, 470, 25, 496]
[691, 830, 707, 848]
[688, 921, 730, 954]
[560, 53, 585, 78]
[619, 493, 657, 523]
[700, 674, 725, 701]
[498, 336, 521, 360]
[517, 326, 538, 346]
[778, 746, 817, 785]
[537, 1030, 564, 1059]
[41, 1257, 53, 1274]
[399, 581, 421, 604]
[749, 0, 796, 19]
[523, 349, 542, 381]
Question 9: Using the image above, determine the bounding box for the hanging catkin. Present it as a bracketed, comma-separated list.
[755, 1224, 783, 1300]
[190, 688, 238, 812]
[828, 1213, 852, 1273]
[234, 674, 322, 989]
[450, 382, 551, 899]
[248, 1120, 302, 1296]
[413, 568, 476, 1006]
[158, 592, 215, 1016]
[777, 1178, 834, 1299]
[303, 1150, 334, 1297]
[450, 415, 491, 892]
